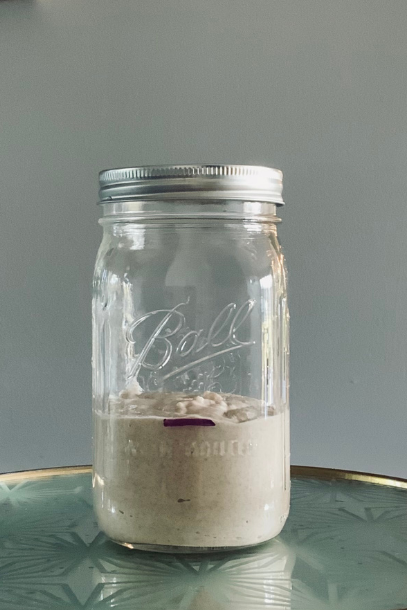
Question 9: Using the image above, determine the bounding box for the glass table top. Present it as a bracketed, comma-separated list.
[0, 466, 406, 610]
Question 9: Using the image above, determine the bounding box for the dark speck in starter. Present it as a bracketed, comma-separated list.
[119, 510, 124, 514]
[178, 498, 191, 503]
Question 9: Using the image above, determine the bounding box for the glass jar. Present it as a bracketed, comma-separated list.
[92, 165, 290, 553]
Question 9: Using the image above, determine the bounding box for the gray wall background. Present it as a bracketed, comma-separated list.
[1, 0, 406, 476]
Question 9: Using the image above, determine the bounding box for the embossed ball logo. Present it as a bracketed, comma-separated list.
[126, 299, 256, 392]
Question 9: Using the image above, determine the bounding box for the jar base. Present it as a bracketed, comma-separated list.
[111, 538, 272, 554]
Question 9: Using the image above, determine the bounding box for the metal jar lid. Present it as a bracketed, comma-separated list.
[98, 164, 284, 205]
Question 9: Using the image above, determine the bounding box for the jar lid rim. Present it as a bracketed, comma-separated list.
[98, 164, 284, 205]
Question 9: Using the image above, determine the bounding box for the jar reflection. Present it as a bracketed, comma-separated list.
[93, 538, 296, 609]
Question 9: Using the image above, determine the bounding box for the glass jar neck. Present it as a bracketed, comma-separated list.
[98, 199, 280, 224]
[100, 218, 280, 240]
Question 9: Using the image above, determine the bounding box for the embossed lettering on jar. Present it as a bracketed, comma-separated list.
[92, 165, 290, 552]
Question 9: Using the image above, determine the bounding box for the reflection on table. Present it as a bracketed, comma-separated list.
[94, 538, 296, 609]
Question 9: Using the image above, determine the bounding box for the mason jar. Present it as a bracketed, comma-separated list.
[92, 164, 290, 553]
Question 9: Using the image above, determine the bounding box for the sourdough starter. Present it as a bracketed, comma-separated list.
[93, 387, 289, 550]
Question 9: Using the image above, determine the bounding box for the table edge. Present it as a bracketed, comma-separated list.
[0, 464, 406, 489]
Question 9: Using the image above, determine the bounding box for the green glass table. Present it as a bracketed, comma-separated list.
[0, 466, 406, 610]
